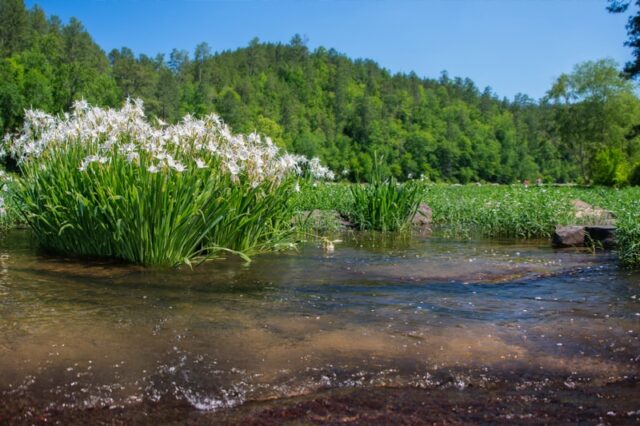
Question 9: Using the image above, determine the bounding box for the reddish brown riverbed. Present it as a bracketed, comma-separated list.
[0, 231, 638, 424]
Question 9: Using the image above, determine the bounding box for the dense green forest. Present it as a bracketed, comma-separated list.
[1, 0, 639, 184]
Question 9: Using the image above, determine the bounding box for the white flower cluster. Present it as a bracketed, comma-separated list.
[3, 99, 334, 185]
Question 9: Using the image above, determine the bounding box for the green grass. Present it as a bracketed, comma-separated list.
[425, 184, 577, 239]
[572, 186, 640, 266]
[5, 140, 640, 268]
[290, 174, 425, 233]
[425, 183, 640, 267]
[292, 181, 640, 267]
[3, 101, 325, 266]
[347, 179, 422, 232]
[290, 181, 354, 213]
[14, 144, 297, 266]
[304, 158, 423, 231]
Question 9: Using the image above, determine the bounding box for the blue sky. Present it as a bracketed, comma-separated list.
[26, 0, 631, 100]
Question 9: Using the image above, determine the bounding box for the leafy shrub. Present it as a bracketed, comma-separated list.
[591, 148, 629, 187]
[3, 100, 333, 266]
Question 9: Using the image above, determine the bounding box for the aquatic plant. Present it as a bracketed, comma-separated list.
[2, 99, 333, 266]
[347, 158, 423, 231]
[424, 184, 640, 267]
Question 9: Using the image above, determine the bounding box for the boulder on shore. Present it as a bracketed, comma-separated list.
[552, 226, 586, 247]
[571, 199, 616, 224]
[552, 225, 616, 248]
[585, 225, 616, 248]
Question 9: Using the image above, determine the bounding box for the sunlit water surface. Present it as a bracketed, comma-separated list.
[0, 230, 638, 423]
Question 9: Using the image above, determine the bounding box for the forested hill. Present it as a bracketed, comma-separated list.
[1, 0, 639, 184]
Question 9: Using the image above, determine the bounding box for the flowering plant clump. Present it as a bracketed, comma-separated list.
[3, 99, 333, 266]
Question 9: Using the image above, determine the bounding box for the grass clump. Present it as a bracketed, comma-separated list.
[617, 207, 640, 266]
[3, 100, 332, 266]
[346, 158, 423, 231]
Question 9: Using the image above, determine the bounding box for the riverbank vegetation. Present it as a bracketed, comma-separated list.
[1, 147, 639, 266]
[290, 182, 640, 266]
[3, 100, 331, 266]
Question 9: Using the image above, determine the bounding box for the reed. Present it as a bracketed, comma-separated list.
[347, 157, 423, 231]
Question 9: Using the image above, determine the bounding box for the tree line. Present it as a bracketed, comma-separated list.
[1, 0, 639, 185]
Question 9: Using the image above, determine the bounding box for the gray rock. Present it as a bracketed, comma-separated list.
[571, 199, 616, 224]
[552, 224, 617, 248]
[552, 225, 586, 247]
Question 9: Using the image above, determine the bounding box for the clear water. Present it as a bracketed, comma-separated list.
[0, 230, 638, 422]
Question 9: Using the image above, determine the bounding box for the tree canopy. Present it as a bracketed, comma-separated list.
[608, 0, 640, 79]
[1, 0, 639, 185]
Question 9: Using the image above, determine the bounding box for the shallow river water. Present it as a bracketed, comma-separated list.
[0, 230, 639, 424]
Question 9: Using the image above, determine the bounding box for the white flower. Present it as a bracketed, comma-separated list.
[127, 152, 139, 163]
[72, 99, 89, 111]
[171, 162, 186, 173]
[79, 155, 99, 171]
[7, 99, 335, 187]
[227, 161, 240, 176]
[294, 181, 300, 192]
